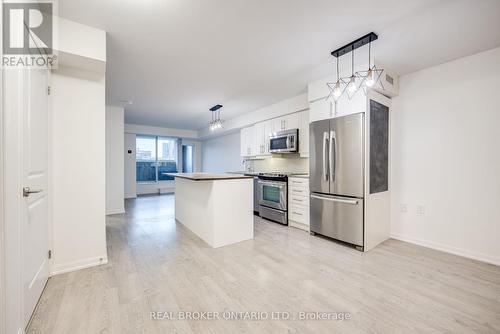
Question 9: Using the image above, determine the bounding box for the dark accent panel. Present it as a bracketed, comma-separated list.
[369, 100, 389, 194]
[331, 32, 378, 58]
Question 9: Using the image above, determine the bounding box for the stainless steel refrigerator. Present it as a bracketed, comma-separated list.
[309, 113, 365, 248]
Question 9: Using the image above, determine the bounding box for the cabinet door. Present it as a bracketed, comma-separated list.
[273, 113, 300, 132]
[335, 91, 366, 117]
[254, 122, 266, 156]
[309, 99, 332, 122]
[247, 126, 255, 156]
[263, 120, 274, 154]
[283, 113, 300, 130]
[299, 110, 310, 157]
[240, 127, 255, 157]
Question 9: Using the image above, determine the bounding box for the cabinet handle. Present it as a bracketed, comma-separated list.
[293, 189, 304, 193]
[293, 212, 303, 216]
[293, 198, 304, 202]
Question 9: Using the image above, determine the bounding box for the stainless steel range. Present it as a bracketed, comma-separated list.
[258, 173, 288, 225]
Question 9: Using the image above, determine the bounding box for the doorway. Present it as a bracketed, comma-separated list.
[182, 145, 194, 173]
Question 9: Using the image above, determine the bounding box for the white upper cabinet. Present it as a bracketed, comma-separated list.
[309, 99, 332, 123]
[240, 126, 255, 157]
[334, 90, 367, 118]
[272, 113, 300, 132]
[254, 120, 273, 156]
[298, 110, 309, 157]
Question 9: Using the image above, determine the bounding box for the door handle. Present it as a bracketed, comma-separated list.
[310, 194, 358, 205]
[23, 187, 42, 197]
[322, 132, 329, 181]
[329, 131, 336, 183]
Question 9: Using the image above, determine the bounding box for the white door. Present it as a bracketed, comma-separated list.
[22, 68, 50, 326]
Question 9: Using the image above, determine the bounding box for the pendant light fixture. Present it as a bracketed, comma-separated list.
[326, 56, 348, 102]
[326, 32, 382, 101]
[346, 48, 358, 99]
[356, 37, 384, 94]
[209, 104, 223, 131]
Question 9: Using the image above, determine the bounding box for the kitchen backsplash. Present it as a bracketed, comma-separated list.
[244, 156, 309, 173]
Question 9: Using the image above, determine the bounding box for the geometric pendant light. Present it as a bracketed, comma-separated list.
[326, 32, 383, 101]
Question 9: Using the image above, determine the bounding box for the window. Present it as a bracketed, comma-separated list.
[136, 136, 178, 182]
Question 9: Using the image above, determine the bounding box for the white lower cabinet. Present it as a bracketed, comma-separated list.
[288, 177, 310, 231]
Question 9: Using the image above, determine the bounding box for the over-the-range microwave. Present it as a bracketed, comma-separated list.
[269, 129, 299, 153]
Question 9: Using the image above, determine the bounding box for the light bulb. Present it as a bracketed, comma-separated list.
[348, 76, 357, 93]
[333, 82, 342, 98]
[365, 70, 375, 87]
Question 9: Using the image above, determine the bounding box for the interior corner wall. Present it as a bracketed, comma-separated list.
[124, 133, 137, 198]
[106, 106, 125, 214]
[50, 66, 107, 275]
[391, 46, 500, 265]
[202, 132, 243, 173]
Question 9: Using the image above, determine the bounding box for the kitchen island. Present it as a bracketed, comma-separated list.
[166, 173, 254, 248]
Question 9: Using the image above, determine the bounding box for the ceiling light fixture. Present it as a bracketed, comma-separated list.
[326, 56, 348, 103]
[356, 37, 384, 94]
[327, 32, 382, 101]
[209, 104, 224, 131]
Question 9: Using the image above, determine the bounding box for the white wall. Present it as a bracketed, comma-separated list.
[50, 66, 107, 274]
[202, 132, 243, 173]
[106, 106, 125, 214]
[391, 46, 500, 265]
[124, 133, 137, 199]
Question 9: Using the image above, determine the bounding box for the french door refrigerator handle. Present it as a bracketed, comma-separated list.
[310, 194, 359, 205]
[329, 131, 337, 183]
[322, 132, 329, 181]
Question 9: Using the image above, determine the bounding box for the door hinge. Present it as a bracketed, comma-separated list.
[48, 250, 52, 259]
[47, 86, 51, 95]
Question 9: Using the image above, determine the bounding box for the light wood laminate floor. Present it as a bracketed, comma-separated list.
[28, 195, 500, 333]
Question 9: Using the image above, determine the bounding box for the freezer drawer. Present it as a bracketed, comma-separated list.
[310, 193, 364, 247]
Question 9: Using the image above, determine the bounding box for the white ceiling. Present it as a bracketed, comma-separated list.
[60, 0, 500, 130]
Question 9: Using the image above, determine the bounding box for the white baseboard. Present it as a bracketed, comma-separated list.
[391, 233, 500, 266]
[50, 255, 108, 276]
[106, 207, 125, 215]
[124, 193, 137, 199]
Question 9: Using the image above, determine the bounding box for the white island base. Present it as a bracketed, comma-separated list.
[172, 174, 254, 248]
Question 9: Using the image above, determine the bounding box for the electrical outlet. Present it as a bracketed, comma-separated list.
[400, 204, 407, 213]
[416, 205, 426, 215]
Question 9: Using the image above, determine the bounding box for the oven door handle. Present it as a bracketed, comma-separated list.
[258, 180, 286, 188]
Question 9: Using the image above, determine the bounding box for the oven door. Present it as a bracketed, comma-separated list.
[258, 180, 287, 211]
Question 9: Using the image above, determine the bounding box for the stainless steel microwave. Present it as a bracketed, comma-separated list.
[269, 129, 299, 153]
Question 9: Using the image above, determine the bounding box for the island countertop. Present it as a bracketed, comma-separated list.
[165, 173, 253, 181]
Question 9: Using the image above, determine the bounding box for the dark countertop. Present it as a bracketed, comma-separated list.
[165, 173, 253, 181]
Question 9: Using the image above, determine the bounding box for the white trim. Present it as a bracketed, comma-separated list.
[50, 256, 108, 276]
[124, 193, 137, 199]
[0, 1, 6, 331]
[391, 233, 500, 267]
[106, 208, 125, 215]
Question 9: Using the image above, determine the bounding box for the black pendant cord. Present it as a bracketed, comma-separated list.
[336, 57, 340, 81]
[351, 48, 355, 76]
[368, 41, 371, 69]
